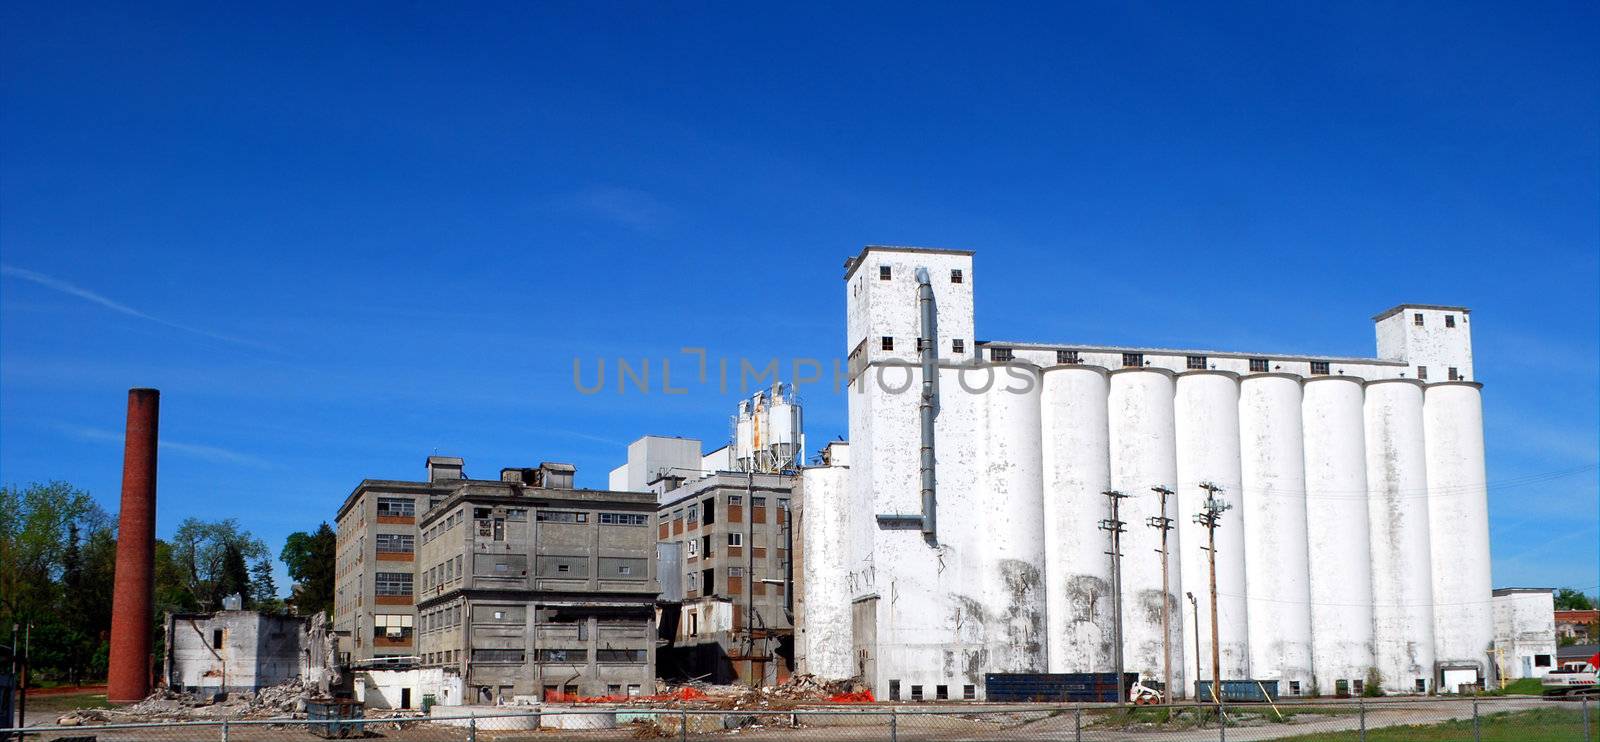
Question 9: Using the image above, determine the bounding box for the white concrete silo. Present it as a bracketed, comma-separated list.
[1240, 374, 1315, 692]
[1364, 379, 1436, 694]
[976, 363, 1048, 674]
[1302, 376, 1376, 692]
[1041, 365, 1114, 673]
[1424, 382, 1494, 690]
[798, 462, 854, 680]
[1107, 368, 1186, 690]
[1175, 371, 1250, 691]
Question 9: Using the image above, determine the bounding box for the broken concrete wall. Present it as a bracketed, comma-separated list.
[166, 611, 309, 695]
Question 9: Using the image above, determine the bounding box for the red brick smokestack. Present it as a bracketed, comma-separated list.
[107, 388, 159, 704]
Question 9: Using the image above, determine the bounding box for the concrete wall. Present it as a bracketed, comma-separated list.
[1492, 591, 1558, 680]
[797, 462, 853, 679]
[166, 612, 308, 694]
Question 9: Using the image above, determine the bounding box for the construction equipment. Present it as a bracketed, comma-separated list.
[1542, 653, 1600, 697]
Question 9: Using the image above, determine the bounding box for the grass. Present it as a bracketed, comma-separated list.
[1263, 706, 1597, 741]
[21, 689, 113, 714]
[1487, 677, 1548, 696]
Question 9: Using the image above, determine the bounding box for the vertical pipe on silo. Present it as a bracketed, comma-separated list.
[1042, 365, 1114, 673]
[1107, 368, 1183, 688]
[1424, 382, 1493, 686]
[1175, 370, 1249, 694]
[1240, 374, 1315, 691]
[108, 388, 160, 703]
[1364, 379, 1435, 694]
[979, 362, 1048, 672]
[1303, 377, 1376, 691]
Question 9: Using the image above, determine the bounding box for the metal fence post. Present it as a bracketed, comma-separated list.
[1218, 695, 1226, 742]
[1074, 706, 1082, 742]
[1472, 698, 1481, 742]
[1584, 695, 1592, 742]
[467, 714, 476, 742]
[679, 709, 688, 742]
[1358, 696, 1366, 742]
[221, 719, 229, 742]
[890, 707, 898, 742]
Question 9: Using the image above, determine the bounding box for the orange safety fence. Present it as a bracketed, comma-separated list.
[827, 690, 875, 703]
[543, 687, 709, 704]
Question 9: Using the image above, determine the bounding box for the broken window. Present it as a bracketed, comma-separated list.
[990, 347, 1013, 362]
[950, 269, 963, 283]
[596, 649, 647, 663]
[1249, 358, 1269, 373]
[1122, 353, 1143, 368]
[1057, 350, 1079, 364]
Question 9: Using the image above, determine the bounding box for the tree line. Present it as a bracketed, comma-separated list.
[0, 481, 335, 685]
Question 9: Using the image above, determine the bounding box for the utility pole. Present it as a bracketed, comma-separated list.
[1100, 490, 1129, 705]
[1187, 591, 1201, 699]
[1194, 482, 1232, 704]
[1148, 486, 1175, 704]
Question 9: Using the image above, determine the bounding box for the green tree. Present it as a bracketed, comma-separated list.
[1554, 588, 1596, 610]
[0, 481, 111, 683]
[167, 518, 269, 610]
[249, 557, 283, 613]
[281, 523, 336, 619]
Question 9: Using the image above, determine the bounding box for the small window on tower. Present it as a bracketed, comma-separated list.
[1057, 350, 1080, 364]
[879, 265, 892, 280]
[952, 339, 965, 354]
[1448, 367, 1459, 381]
[951, 269, 963, 283]
[1122, 353, 1143, 368]
[1417, 366, 1428, 380]
[1445, 315, 1456, 328]
[1250, 358, 1269, 373]
[881, 336, 894, 351]
[1414, 313, 1424, 326]
[1311, 361, 1330, 375]
[963, 684, 977, 700]
[1187, 355, 1207, 370]
[990, 348, 1013, 362]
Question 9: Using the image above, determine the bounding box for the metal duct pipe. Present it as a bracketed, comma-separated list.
[915, 267, 938, 537]
[874, 266, 939, 541]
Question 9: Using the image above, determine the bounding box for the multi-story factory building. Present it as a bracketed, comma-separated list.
[336, 458, 659, 702]
[806, 245, 1493, 700]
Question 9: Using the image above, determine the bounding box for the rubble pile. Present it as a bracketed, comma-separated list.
[61, 680, 318, 725]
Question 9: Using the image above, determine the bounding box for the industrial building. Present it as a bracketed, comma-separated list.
[1491, 589, 1558, 681]
[334, 458, 658, 704]
[163, 608, 316, 696]
[614, 385, 804, 686]
[813, 245, 1493, 699]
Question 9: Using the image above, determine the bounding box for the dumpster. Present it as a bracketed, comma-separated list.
[1194, 679, 1280, 703]
[985, 673, 1138, 702]
[306, 698, 365, 738]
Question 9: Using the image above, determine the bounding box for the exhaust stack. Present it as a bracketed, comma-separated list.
[108, 388, 159, 703]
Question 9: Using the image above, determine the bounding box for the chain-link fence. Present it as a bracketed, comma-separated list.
[5, 696, 1594, 741]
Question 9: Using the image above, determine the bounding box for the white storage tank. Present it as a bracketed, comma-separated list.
[1239, 373, 1315, 693]
[798, 462, 854, 680]
[1424, 382, 1494, 690]
[1175, 370, 1250, 691]
[1040, 365, 1115, 673]
[1364, 379, 1436, 694]
[1106, 368, 1185, 692]
[1301, 376, 1376, 693]
[976, 363, 1048, 673]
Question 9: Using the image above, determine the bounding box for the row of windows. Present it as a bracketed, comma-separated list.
[375, 572, 413, 596]
[1414, 312, 1459, 328]
[538, 511, 587, 523]
[669, 496, 784, 522]
[887, 681, 976, 701]
[995, 350, 1355, 377]
[375, 533, 414, 554]
[878, 266, 963, 283]
[376, 497, 415, 518]
[424, 650, 460, 666]
[599, 512, 649, 526]
[422, 604, 462, 633]
[422, 509, 466, 546]
[1417, 366, 1462, 381]
[421, 555, 464, 592]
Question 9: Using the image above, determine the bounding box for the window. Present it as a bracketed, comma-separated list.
[727, 533, 743, 547]
[935, 685, 949, 700]
[212, 629, 223, 649]
[687, 539, 698, 556]
[990, 347, 1013, 362]
[1335, 679, 1350, 697]
[1187, 355, 1207, 370]
[537, 511, 587, 523]
[879, 265, 892, 280]
[951, 269, 963, 283]
[1057, 350, 1079, 364]
[1311, 361, 1331, 375]
[881, 336, 894, 351]
[1414, 313, 1424, 326]
[556, 564, 571, 573]
[617, 564, 632, 575]
[1122, 353, 1143, 368]
[1352, 679, 1365, 695]
[1445, 314, 1456, 328]
[1289, 680, 1301, 695]
[1249, 358, 1269, 373]
[963, 685, 976, 700]
[1448, 367, 1459, 381]
[376, 497, 415, 517]
[600, 512, 648, 525]
[910, 685, 924, 701]
[538, 648, 587, 663]
[889, 680, 901, 701]
[952, 339, 965, 354]
[1417, 366, 1428, 380]
[1535, 655, 1552, 667]
[474, 649, 526, 663]
[373, 614, 414, 640]
[1415, 678, 1427, 693]
[687, 504, 698, 522]
[728, 567, 746, 577]
[375, 572, 413, 596]
[507, 508, 527, 521]
[753, 496, 767, 507]
[728, 495, 742, 506]
[597, 649, 647, 663]
[375, 533, 414, 553]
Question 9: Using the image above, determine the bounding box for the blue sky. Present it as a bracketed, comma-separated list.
[2, 3, 1595, 596]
